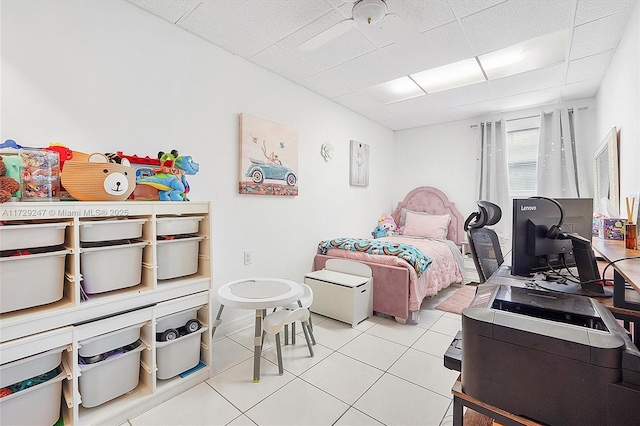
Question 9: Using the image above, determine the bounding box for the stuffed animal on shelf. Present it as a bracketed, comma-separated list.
[136, 150, 200, 201]
[0, 155, 20, 202]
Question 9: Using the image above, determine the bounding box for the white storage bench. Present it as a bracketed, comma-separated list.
[304, 259, 372, 328]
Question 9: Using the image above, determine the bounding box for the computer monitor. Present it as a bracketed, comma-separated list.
[511, 197, 611, 296]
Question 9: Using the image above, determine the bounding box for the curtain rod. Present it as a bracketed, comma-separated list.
[469, 106, 589, 128]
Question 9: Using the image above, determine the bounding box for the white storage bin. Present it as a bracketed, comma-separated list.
[156, 216, 203, 236]
[79, 343, 144, 408]
[156, 328, 204, 380]
[79, 323, 144, 357]
[156, 308, 199, 333]
[0, 369, 65, 426]
[80, 218, 146, 242]
[0, 221, 69, 251]
[0, 248, 70, 313]
[81, 241, 146, 294]
[156, 236, 205, 280]
[0, 346, 65, 388]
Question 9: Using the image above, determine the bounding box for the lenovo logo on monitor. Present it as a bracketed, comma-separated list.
[520, 205, 537, 211]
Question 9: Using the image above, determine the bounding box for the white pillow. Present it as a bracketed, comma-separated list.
[403, 211, 450, 239]
[399, 208, 431, 228]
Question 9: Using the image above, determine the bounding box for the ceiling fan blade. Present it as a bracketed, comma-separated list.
[298, 19, 356, 51]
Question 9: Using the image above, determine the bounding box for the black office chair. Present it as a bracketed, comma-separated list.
[464, 201, 504, 283]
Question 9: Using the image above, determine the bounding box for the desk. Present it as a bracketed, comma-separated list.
[452, 376, 541, 426]
[592, 238, 640, 307]
[212, 278, 303, 382]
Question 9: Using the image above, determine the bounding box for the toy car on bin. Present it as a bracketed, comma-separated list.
[156, 318, 202, 342]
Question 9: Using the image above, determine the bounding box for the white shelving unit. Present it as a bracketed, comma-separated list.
[0, 201, 211, 425]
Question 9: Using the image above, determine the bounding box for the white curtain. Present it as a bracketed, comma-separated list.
[476, 120, 511, 238]
[537, 108, 588, 198]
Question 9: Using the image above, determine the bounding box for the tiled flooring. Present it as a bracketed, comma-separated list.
[127, 285, 465, 426]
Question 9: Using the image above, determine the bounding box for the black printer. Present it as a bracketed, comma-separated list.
[461, 284, 640, 426]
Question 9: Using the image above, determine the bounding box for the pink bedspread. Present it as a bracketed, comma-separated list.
[325, 236, 463, 311]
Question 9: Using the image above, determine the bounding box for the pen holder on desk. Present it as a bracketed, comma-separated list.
[625, 223, 638, 249]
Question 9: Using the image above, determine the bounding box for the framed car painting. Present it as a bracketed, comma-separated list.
[239, 113, 299, 196]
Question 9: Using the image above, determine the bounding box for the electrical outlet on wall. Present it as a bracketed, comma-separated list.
[244, 250, 252, 265]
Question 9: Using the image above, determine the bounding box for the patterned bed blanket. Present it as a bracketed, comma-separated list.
[318, 238, 432, 277]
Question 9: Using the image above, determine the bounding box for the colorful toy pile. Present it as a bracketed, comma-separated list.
[0, 140, 199, 203]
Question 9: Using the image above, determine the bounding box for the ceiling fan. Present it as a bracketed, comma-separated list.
[298, 0, 414, 51]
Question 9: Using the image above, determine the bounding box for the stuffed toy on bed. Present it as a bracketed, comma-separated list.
[371, 225, 387, 238]
[377, 214, 402, 236]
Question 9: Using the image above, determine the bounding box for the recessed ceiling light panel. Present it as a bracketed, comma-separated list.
[479, 30, 568, 79]
[411, 58, 486, 93]
[360, 76, 425, 104]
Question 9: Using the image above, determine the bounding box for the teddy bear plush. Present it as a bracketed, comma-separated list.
[0, 155, 20, 202]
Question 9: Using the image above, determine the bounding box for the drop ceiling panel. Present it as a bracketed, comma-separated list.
[382, 93, 440, 117]
[461, 0, 573, 55]
[299, 73, 352, 99]
[488, 64, 564, 98]
[447, 99, 502, 121]
[424, 82, 496, 110]
[179, 3, 272, 57]
[574, 0, 636, 25]
[356, 14, 421, 49]
[498, 86, 562, 111]
[448, 0, 506, 19]
[569, 10, 630, 59]
[565, 50, 612, 84]
[125, 0, 638, 131]
[394, 0, 456, 32]
[562, 79, 600, 100]
[380, 21, 474, 74]
[202, 0, 332, 43]
[128, 0, 199, 23]
[249, 45, 319, 82]
[324, 50, 405, 90]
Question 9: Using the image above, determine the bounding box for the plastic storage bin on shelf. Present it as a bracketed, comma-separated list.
[80, 241, 147, 294]
[0, 221, 70, 251]
[0, 247, 70, 313]
[0, 347, 66, 426]
[20, 149, 60, 201]
[78, 343, 144, 408]
[78, 324, 145, 408]
[156, 308, 203, 380]
[78, 324, 144, 358]
[156, 236, 205, 280]
[156, 216, 203, 236]
[79, 218, 147, 242]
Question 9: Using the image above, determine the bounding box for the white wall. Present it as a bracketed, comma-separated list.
[0, 0, 396, 327]
[595, 0, 640, 216]
[393, 101, 599, 223]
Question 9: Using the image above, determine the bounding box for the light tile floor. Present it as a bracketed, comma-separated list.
[127, 285, 465, 426]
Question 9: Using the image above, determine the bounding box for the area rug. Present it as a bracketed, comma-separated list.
[435, 285, 477, 315]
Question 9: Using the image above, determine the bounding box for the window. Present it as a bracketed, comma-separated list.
[506, 117, 540, 197]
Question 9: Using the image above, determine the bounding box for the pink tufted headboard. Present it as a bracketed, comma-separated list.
[391, 186, 465, 247]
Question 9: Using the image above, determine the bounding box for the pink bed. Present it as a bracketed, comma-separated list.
[313, 186, 465, 324]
